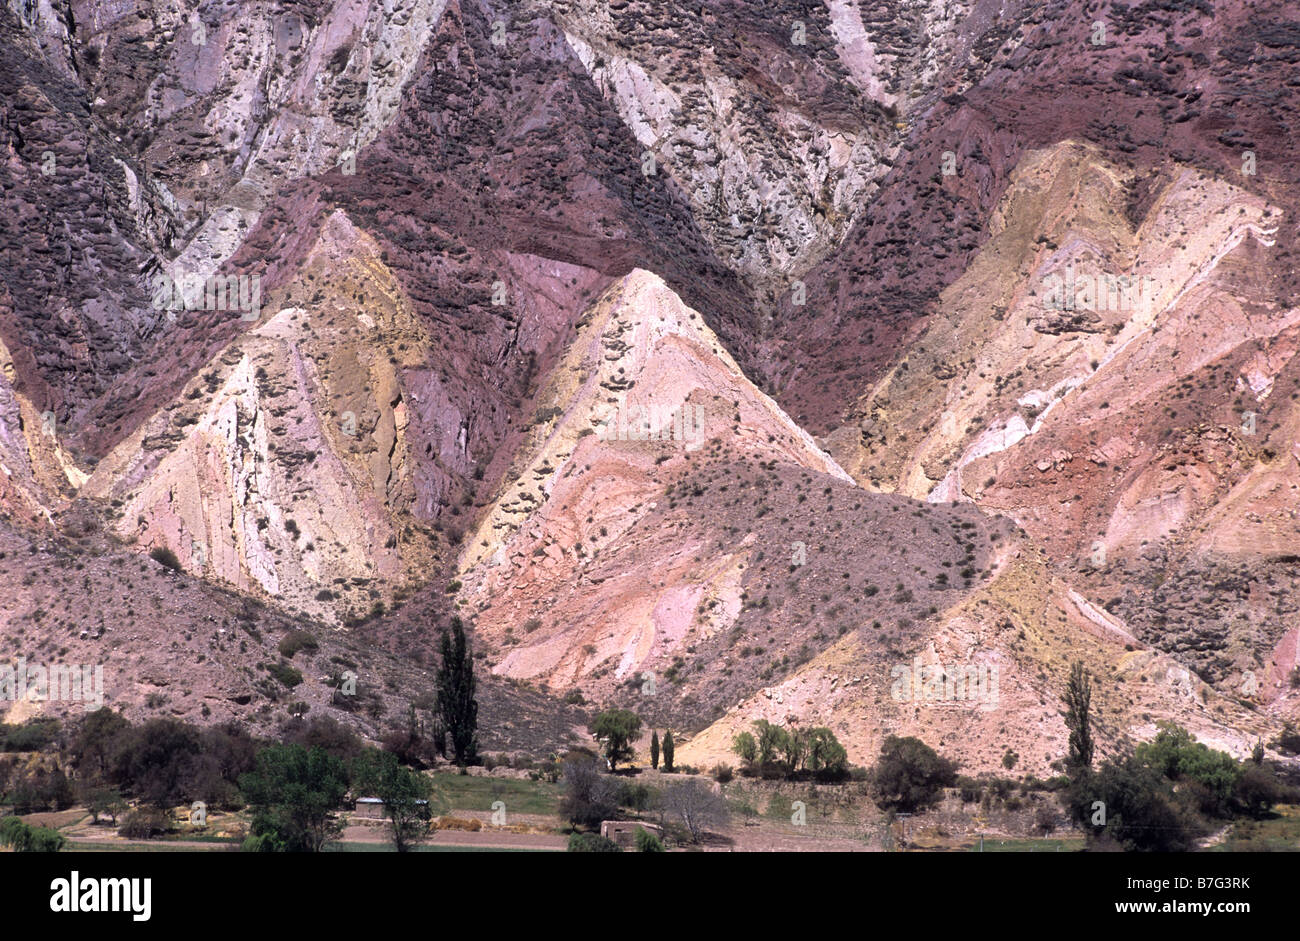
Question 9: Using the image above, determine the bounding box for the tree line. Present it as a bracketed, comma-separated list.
[0, 618, 482, 853]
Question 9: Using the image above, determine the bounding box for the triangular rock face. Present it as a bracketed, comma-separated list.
[0, 334, 76, 528]
[457, 270, 858, 698]
[448, 269, 1259, 772]
[82, 212, 444, 621]
[461, 267, 852, 573]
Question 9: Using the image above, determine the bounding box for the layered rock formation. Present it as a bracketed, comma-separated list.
[1, 0, 1298, 770]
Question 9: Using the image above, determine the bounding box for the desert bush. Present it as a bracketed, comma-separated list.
[119, 806, 171, 840]
[266, 662, 303, 688]
[278, 630, 319, 659]
[955, 776, 982, 804]
[1034, 803, 1057, 834]
[662, 779, 729, 843]
[283, 716, 364, 764]
[149, 546, 182, 571]
[1273, 723, 1300, 756]
[616, 781, 653, 812]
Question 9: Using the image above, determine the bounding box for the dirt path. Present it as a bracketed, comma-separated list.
[342, 822, 565, 851]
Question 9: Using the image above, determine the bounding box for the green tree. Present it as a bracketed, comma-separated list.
[238, 744, 349, 852]
[752, 719, 786, 766]
[805, 727, 849, 780]
[870, 736, 957, 812]
[70, 708, 130, 780]
[354, 750, 433, 852]
[1062, 661, 1094, 774]
[731, 731, 757, 766]
[86, 786, 127, 825]
[1136, 723, 1239, 817]
[590, 710, 642, 772]
[780, 727, 809, 775]
[107, 718, 202, 807]
[662, 730, 675, 773]
[437, 618, 479, 767]
[650, 731, 660, 770]
[1064, 752, 1197, 851]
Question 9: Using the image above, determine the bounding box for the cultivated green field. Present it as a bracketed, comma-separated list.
[427, 771, 562, 817]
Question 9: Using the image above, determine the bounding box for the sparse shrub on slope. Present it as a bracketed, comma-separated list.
[278, 630, 319, 659]
[149, 546, 182, 572]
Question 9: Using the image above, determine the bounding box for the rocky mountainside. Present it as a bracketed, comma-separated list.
[1, 0, 1297, 773]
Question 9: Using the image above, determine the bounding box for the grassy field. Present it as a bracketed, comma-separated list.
[1211, 804, 1300, 852]
[427, 772, 562, 816]
[958, 836, 1086, 852]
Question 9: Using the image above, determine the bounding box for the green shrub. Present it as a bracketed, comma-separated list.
[266, 662, 304, 688]
[278, 630, 319, 660]
[635, 826, 665, 852]
[955, 776, 982, 804]
[615, 781, 652, 811]
[567, 832, 621, 852]
[0, 818, 65, 852]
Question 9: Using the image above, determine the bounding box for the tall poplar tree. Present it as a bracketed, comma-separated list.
[437, 617, 479, 767]
[1063, 661, 1094, 773]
